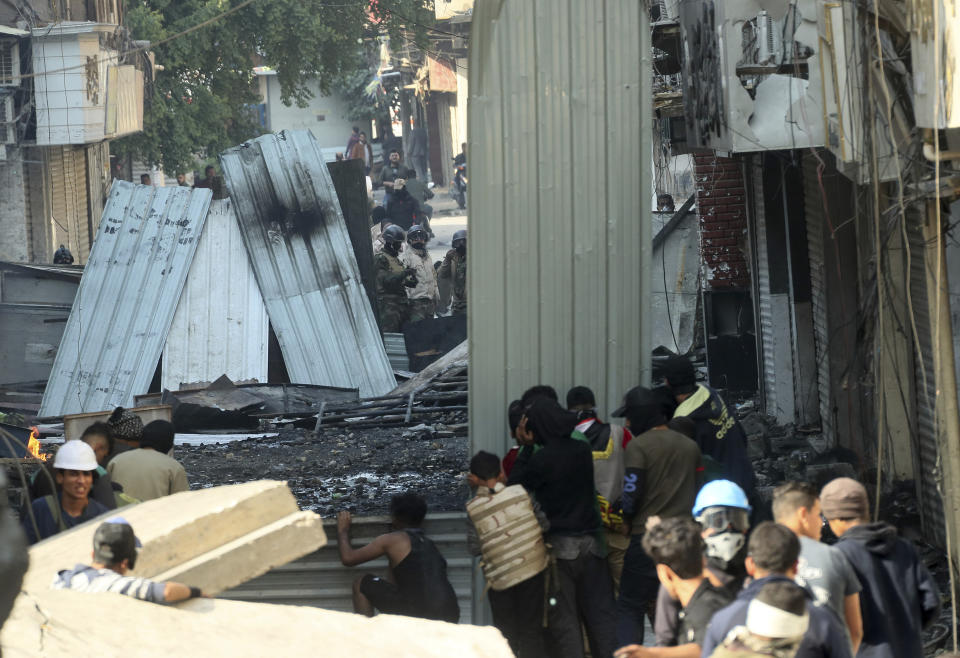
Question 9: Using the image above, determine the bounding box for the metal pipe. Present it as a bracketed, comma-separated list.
[922, 143, 960, 162]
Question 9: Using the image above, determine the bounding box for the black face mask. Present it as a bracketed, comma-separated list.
[385, 241, 401, 256]
[455, 244, 466, 256]
[411, 241, 426, 253]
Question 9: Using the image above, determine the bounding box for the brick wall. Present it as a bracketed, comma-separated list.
[694, 153, 750, 288]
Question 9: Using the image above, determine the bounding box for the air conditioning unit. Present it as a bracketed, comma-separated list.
[0, 40, 20, 87]
[651, 0, 680, 22]
[0, 95, 16, 144]
[755, 11, 783, 66]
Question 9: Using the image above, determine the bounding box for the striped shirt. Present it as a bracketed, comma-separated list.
[52, 564, 166, 603]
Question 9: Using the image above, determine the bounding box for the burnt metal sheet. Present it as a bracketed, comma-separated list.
[219, 130, 395, 398]
[326, 159, 377, 316]
[38, 181, 213, 418]
[162, 199, 269, 391]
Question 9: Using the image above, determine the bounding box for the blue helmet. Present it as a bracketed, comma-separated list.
[692, 479, 751, 517]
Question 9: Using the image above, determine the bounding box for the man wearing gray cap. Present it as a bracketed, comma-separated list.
[52, 518, 205, 604]
[821, 477, 940, 658]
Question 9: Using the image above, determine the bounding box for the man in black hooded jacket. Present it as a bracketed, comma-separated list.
[821, 477, 940, 658]
[661, 355, 755, 496]
[508, 397, 617, 658]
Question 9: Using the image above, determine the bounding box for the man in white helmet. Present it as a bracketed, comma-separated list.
[22, 440, 110, 544]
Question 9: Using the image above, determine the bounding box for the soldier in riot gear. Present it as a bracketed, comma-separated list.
[401, 225, 439, 323]
[439, 229, 467, 316]
[375, 225, 417, 332]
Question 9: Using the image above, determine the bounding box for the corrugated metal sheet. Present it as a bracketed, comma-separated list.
[908, 213, 946, 546]
[651, 208, 699, 353]
[752, 159, 778, 418]
[219, 130, 395, 398]
[382, 332, 410, 371]
[749, 158, 796, 423]
[221, 513, 474, 623]
[468, 0, 652, 454]
[803, 156, 834, 446]
[39, 181, 213, 417]
[162, 198, 269, 390]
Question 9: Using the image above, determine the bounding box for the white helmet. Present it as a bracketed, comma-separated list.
[53, 440, 98, 471]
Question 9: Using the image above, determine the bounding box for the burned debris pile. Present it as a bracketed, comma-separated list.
[177, 363, 471, 517]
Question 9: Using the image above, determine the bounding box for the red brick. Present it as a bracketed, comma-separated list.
[713, 179, 745, 189]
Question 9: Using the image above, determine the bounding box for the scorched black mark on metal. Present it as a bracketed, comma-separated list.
[683, 1, 724, 144]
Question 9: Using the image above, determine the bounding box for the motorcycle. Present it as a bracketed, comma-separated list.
[452, 161, 467, 209]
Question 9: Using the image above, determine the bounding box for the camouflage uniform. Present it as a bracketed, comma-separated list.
[439, 249, 467, 316]
[375, 251, 416, 332]
[401, 246, 439, 323]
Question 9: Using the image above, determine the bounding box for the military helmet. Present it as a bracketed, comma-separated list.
[382, 225, 405, 243]
[452, 229, 467, 243]
[407, 225, 428, 243]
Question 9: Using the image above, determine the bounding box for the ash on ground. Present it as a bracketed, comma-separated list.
[178, 425, 470, 517]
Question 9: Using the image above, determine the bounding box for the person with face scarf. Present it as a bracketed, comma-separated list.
[400, 225, 439, 322]
[610, 387, 703, 648]
[507, 397, 618, 658]
[700, 523, 852, 658]
[438, 229, 467, 316]
[374, 225, 417, 333]
[651, 479, 754, 649]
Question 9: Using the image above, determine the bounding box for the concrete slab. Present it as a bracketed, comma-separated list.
[1, 589, 512, 658]
[152, 511, 327, 595]
[23, 480, 308, 591]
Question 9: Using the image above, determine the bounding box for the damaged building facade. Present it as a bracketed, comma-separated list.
[0, 0, 147, 265]
[655, 0, 960, 583]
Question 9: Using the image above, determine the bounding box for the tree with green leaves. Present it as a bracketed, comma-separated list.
[114, 0, 433, 174]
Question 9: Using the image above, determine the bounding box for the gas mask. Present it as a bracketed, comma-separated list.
[697, 506, 750, 570]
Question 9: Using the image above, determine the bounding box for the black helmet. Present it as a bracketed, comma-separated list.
[452, 229, 467, 243]
[407, 225, 428, 243]
[382, 225, 405, 243]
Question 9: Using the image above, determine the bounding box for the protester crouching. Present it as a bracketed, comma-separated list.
[53, 518, 206, 603]
[337, 493, 459, 623]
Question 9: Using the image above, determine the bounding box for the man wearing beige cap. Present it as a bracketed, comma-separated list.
[820, 477, 941, 658]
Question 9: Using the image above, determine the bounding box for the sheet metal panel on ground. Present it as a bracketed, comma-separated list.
[220, 131, 395, 398]
[468, 0, 653, 456]
[39, 182, 213, 417]
[162, 198, 269, 390]
[222, 513, 473, 623]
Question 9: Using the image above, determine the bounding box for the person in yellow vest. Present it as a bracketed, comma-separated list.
[566, 385, 632, 596]
[467, 451, 550, 658]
